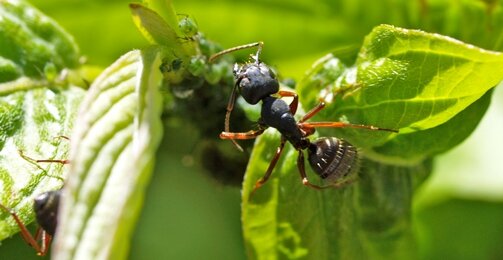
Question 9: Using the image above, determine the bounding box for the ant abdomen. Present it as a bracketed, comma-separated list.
[308, 137, 359, 184]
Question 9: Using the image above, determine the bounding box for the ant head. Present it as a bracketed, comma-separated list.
[234, 61, 279, 105]
[34, 190, 61, 236]
[209, 42, 278, 104]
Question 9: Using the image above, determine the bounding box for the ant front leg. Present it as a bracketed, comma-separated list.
[220, 128, 266, 140]
[0, 204, 50, 256]
[19, 136, 72, 165]
[54, 135, 70, 141]
[249, 137, 286, 198]
[223, 84, 244, 151]
[18, 150, 70, 165]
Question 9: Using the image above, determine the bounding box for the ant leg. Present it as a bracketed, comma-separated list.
[299, 102, 398, 133]
[297, 151, 332, 190]
[39, 230, 51, 256]
[18, 150, 70, 165]
[209, 42, 264, 63]
[18, 135, 71, 164]
[250, 137, 286, 197]
[299, 122, 398, 133]
[0, 204, 48, 255]
[277, 90, 298, 115]
[220, 128, 265, 140]
[224, 84, 244, 151]
[33, 227, 51, 256]
[55, 135, 70, 141]
[299, 102, 326, 123]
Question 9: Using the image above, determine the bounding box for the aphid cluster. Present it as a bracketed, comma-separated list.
[162, 16, 255, 186]
[210, 42, 398, 194]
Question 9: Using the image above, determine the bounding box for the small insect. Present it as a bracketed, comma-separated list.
[210, 42, 398, 194]
[177, 14, 198, 39]
[0, 152, 68, 256]
[0, 190, 61, 256]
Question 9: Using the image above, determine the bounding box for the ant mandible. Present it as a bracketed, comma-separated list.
[0, 150, 67, 256]
[209, 42, 398, 194]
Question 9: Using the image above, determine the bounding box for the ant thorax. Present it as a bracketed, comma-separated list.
[260, 96, 304, 147]
[234, 61, 279, 105]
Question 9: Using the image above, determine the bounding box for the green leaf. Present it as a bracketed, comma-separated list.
[298, 25, 503, 162]
[243, 25, 503, 259]
[242, 130, 432, 259]
[129, 2, 196, 58]
[129, 3, 179, 48]
[373, 90, 492, 163]
[0, 86, 84, 241]
[53, 48, 163, 259]
[0, 0, 84, 242]
[0, 0, 79, 82]
[415, 199, 503, 259]
[143, 0, 181, 37]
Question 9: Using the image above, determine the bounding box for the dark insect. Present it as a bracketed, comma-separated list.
[0, 153, 67, 256]
[0, 190, 61, 256]
[164, 37, 256, 186]
[210, 42, 399, 194]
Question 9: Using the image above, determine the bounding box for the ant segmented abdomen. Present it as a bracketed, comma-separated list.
[308, 137, 359, 184]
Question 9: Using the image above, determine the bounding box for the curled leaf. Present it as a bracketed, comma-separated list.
[53, 48, 163, 259]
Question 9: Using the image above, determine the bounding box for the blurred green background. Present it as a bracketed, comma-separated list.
[0, 0, 502, 259]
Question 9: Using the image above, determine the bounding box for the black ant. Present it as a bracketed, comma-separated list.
[0, 189, 61, 256]
[209, 42, 398, 194]
[0, 151, 68, 256]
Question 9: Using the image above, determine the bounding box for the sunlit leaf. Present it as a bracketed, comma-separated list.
[129, 3, 178, 48]
[243, 25, 503, 259]
[0, 0, 79, 82]
[0, 0, 83, 242]
[298, 25, 503, 161]
[129, 2, 196, 59]
[242, 129, 432, 259]
[52, 48, 163, 259]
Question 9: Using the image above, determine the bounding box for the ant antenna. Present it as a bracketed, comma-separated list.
[209, 42, 264, 64]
